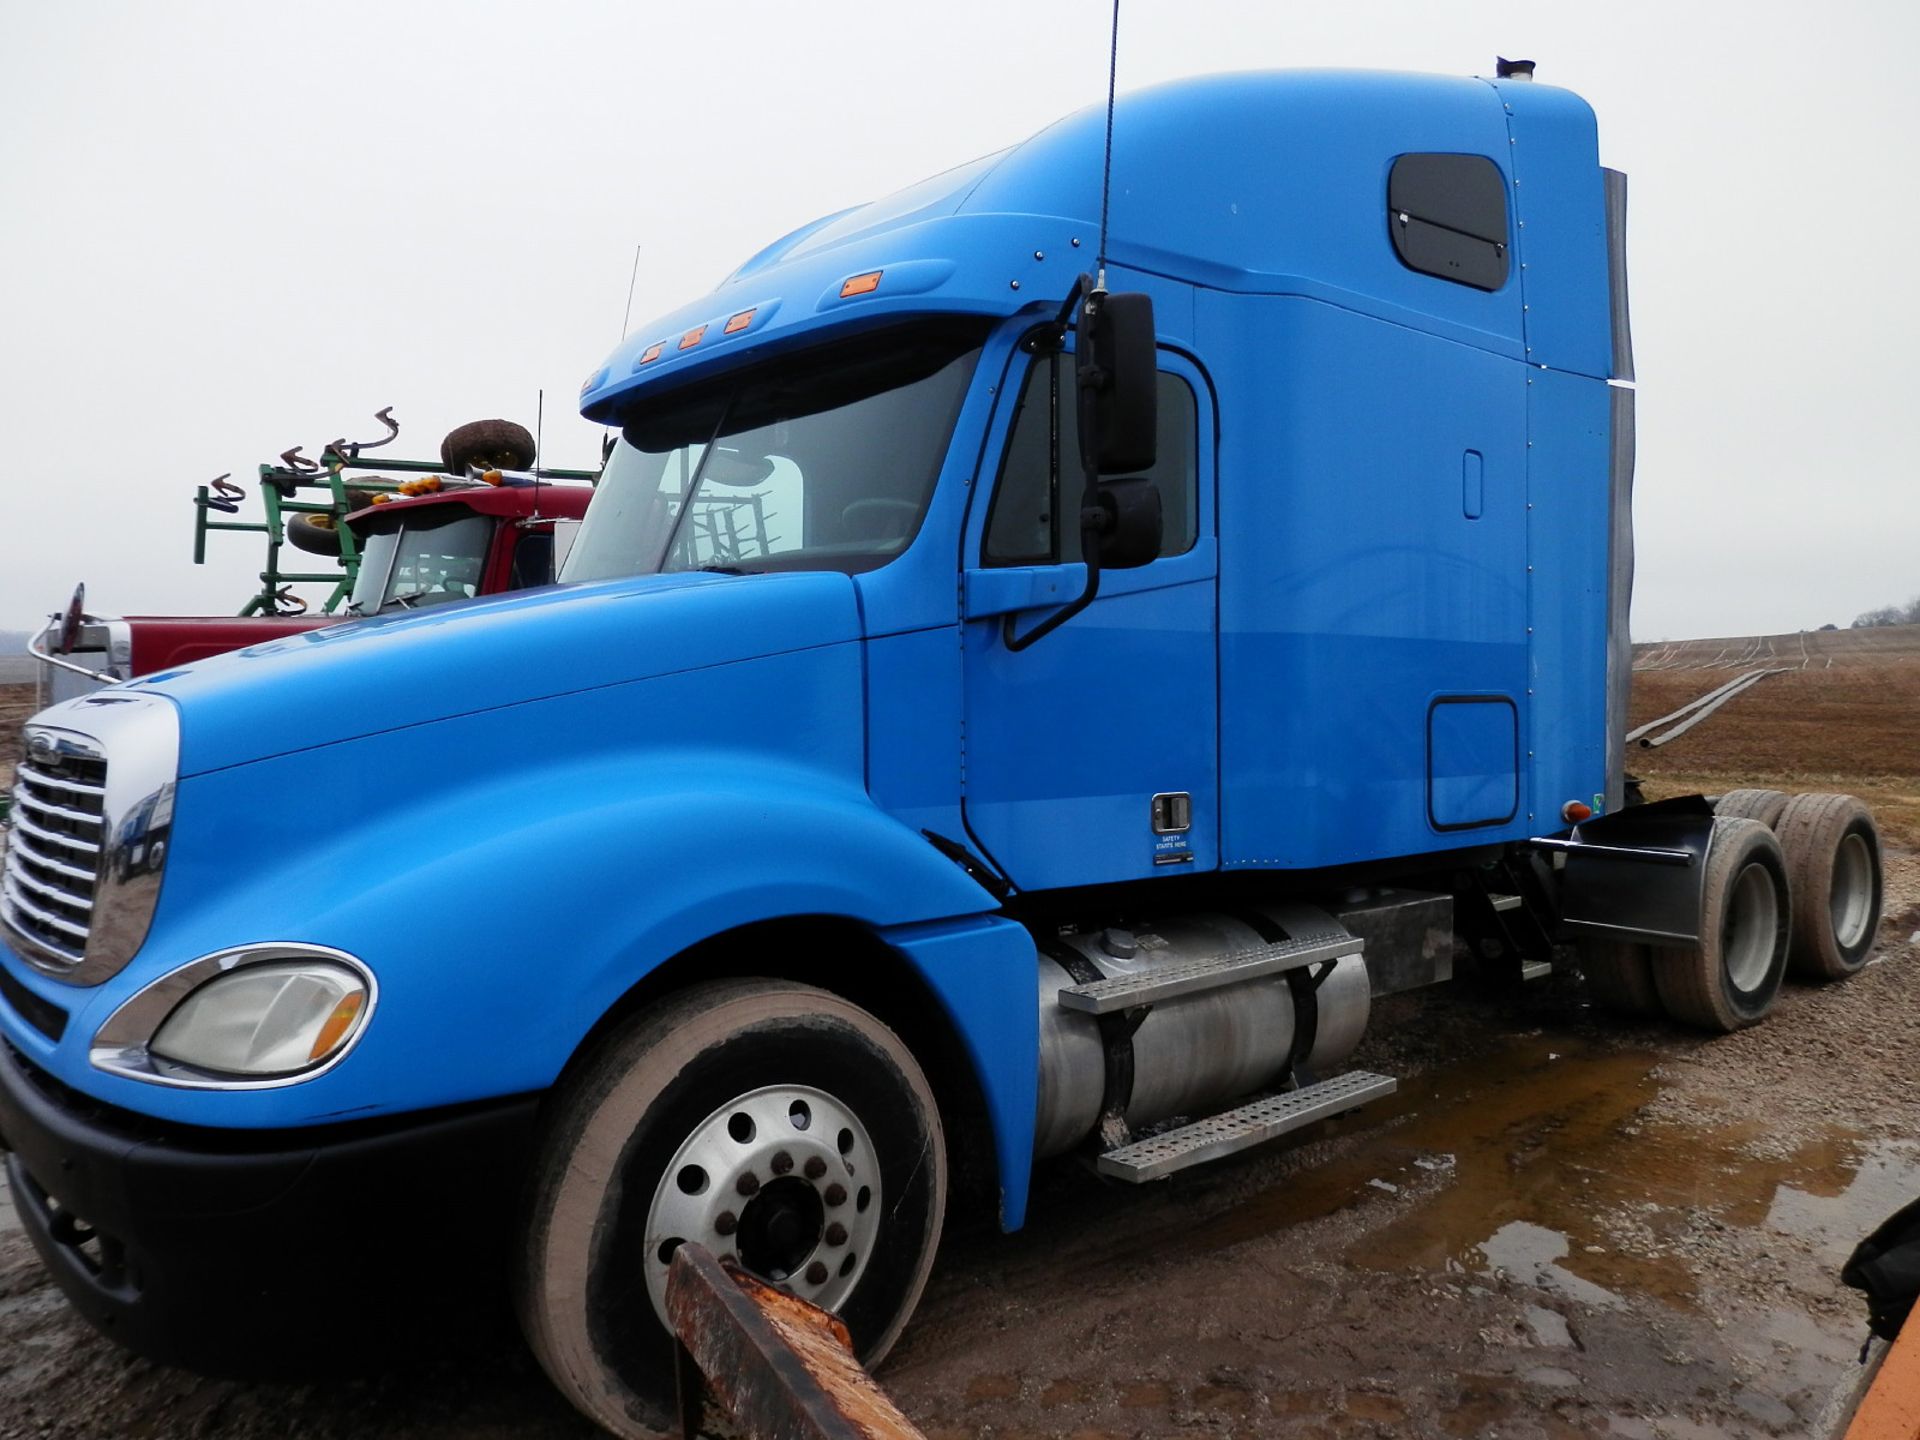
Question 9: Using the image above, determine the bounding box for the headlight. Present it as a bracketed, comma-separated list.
[151, 962, 368, 1076]
[91, 944, 376, 1089]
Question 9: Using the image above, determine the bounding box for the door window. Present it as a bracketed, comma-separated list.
[983, 356, 1197, 565]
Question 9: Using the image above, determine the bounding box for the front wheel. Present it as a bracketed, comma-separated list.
[516, 979, 947, 1438]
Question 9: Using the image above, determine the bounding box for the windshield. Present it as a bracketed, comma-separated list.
[562, 323, 985, 582]
[347, 510, 494, 614]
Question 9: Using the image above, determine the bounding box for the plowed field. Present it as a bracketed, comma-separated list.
[1629, 624, 1920, 846]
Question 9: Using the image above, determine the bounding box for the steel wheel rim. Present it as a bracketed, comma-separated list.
[1723, 862, 1778, 993]
[1831, 832, 1875, 951]
[643, 1084, 881, 1322]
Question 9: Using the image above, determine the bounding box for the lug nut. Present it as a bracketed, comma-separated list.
[804, 1156, 827, 1180]
[736, 1172, 760, 1197]
[805, 1261, 829, 1285]
[825, 1222, 848, 1246]
[770, 1150, 793, 1175]
[714, 1211, 737, 1236]
[824, 1183, 847, 1207]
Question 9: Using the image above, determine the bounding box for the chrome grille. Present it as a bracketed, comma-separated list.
[4, 750, 109, 967]
[3, 695, 177, 986]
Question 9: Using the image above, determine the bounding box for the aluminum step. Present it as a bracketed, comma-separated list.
[1490, 893, 1524, 913]
[1520, 960, 1553, 981]
[1057, 934, 1363, 1015]
[1095, 1071, 1399, 1182]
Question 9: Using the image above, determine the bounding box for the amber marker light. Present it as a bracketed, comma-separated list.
[840, 270, 883, 298]
[724, 309, 755, 334]
[1562, 800, 1594, 824]
[308, 991, 366, 1064]
[639, 342, 664, 364]
[679, 325, 707, 350]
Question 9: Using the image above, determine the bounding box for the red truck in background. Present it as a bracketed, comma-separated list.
[33, 413, 596, 707]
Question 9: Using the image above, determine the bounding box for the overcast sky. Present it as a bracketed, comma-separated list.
[3, 1, 1914, 642]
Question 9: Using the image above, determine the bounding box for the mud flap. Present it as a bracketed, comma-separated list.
[1545, 795, 1713, 947]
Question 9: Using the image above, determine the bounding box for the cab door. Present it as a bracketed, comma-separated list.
[959, 345, 1217, 892]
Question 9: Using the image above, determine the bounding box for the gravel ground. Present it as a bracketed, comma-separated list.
[2, 658, 1917, 1438]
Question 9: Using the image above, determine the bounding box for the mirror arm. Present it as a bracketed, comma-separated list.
[1004, 274, 1138, 652]
[1000, 499, 1105, 653]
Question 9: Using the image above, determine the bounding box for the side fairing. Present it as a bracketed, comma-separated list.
[1213, 292, 1532, 867]
[1524, 367, 1614, 824]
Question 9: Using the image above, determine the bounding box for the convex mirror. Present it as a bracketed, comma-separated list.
[1093, 476, 1162, 569]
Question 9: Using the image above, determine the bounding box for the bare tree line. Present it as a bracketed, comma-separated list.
[1854, 595, 1920, 628]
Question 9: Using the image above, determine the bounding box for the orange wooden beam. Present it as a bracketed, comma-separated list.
[1847, 1315, 1920, 1440]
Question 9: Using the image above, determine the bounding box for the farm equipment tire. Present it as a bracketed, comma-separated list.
[1776, 792, 1883, 982]
[285, 512, 342, 556]
[1652, 817, 1791, 1032]
[1578, 940, 1660, 1015]
[515, 978, 947, 1438]
[1714, 788, 1790, 829]
[441, 418, 535, 475]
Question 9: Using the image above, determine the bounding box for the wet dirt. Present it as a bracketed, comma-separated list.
[1171, 1033, 1911, 1313]
[883, 945, 1920, 1440]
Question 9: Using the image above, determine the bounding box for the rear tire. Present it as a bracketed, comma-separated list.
[515, 979, 946, 1438]
[1714, 788, 1790, 829]
[1579, 940, 1660, 1015]
[1653, 817, 1791, 1032]
[1775, 792, 1883, 982]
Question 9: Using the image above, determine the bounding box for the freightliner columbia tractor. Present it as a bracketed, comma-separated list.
[0, 69, 1885, 1437]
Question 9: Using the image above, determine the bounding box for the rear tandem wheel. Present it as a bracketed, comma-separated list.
[1652, 817, 1791, 1033]
[1775, 792, 1883, 982]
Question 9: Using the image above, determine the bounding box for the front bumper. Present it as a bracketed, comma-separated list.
[0, 1037, 539, 1375]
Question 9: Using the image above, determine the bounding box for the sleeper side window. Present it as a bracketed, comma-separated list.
[984, 356, 1197, 566]
[1387, 153, 1511, 291]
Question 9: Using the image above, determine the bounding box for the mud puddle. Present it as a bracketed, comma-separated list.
[1186, 1031, 1918, 1314]
[1107, 1031, 1920, 1436]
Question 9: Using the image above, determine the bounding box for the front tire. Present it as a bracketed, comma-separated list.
[516, 979, 947, 1438]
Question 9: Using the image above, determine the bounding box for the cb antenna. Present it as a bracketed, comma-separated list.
[619, 243, 642, 343]
[1095, 0, 1121, 290]
[530, 388, 545, 524]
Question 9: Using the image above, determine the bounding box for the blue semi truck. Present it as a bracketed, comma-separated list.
[0, 68, 1885, 1436]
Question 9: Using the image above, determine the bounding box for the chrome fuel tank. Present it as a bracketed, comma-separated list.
[1034, 908, 1371, 1158]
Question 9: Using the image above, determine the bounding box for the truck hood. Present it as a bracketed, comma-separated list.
[126, 571, 864, 777]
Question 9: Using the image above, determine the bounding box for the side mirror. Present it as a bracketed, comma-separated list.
[1077, 291, 1157, 475]
[1093, 477, 1162, 569]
